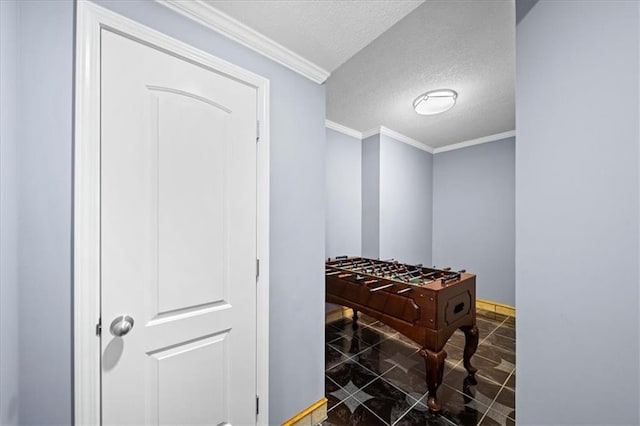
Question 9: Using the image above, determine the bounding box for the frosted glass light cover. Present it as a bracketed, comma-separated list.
[413, 90, 457, 115]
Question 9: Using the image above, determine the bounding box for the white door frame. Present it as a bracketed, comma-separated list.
[73, 2, 270, 424]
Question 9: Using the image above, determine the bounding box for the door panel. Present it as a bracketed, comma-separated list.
[154, 89, 229, 316]
[148, 331, 230, 425]
[101, 29, 257, 425]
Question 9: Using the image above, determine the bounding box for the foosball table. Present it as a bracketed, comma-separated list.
[325, 256, 479, 412]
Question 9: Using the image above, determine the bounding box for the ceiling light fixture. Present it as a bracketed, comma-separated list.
[413, 89, 457, 115]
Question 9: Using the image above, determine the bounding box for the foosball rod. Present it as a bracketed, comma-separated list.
[335, 257, 368, 268]
[348, 261, 376, 272]
[340, 260, 369, 269]
[369, 283, 395, 292]
[441, 273, 461, 284]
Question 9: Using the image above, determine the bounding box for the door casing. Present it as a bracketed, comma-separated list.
[73, 2, 270, 424]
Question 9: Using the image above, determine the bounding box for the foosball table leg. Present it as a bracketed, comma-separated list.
[352, 309, 358, 329]
[419, 347, 447, 412]
[460, 324, 479, 378]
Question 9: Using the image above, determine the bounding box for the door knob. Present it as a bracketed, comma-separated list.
[110, 315, 135, 337]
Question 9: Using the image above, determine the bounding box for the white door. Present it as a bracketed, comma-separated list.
[101, 29, 257, 425]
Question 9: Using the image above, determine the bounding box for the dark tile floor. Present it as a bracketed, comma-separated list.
[323, 309, 515, 426]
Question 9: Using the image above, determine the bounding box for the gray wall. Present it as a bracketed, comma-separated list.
[326, 129, 361, 258]
[361, 134, 380, 258]
[14, 0, 327, 424]
[325, 129, 361, 312]
[0, 1, 20, 424]
[517, 1, 639, 424]
[359, 133, 435, 265]
[379, 135, 433, 265]
[433, 138, 515, 306]
[361, 134, 434, 265]
[17, 1, 75, 424]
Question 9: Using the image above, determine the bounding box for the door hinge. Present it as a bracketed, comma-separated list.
[96, 318, 102, 336]
[256, 120, 260, 142]
[256, 259, 260, 279]
[256, 395, 259, 415]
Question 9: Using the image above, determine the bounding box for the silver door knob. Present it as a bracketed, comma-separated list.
[110, 315, 134, 337]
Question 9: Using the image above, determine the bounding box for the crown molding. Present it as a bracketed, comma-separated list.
[380, 126, 434, 153]
[156, 0, 331, 84]
[433, 130, 516, 154]
[327, 121, 514, 155]
[362, 126, 434, 154]
[361, 127, 379, 140]
[325, 120, 362, 140]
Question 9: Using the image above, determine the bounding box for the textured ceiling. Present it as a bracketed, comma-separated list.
[199, 0, 515, 148]
[202, 0, 424, 72]
[327, 1, 515, 148]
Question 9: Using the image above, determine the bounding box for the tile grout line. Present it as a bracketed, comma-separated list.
[447, 340, 514, 368]
[328, 337, 403, 368]
[478, 315, 511, 346]
[377, 366, 429, 412]
[326, 320, 400, 349]
[475, 367, 515, 425]
[484, 320, 516, 339]
[324, 372, 381, 416]
[352, 392, 393, 426]
[327, 337, 418, 381]
[438, 348, 511, 415]
[375, 347, 464, 397]
[324, 376, 344, 414]
[327, 321, 421, 367]
[351, 358, 396, 380]
[446, 356, 512, 391]
[390, 391, 429, 426]
[324, 375, 342, 414]
[327, 360, 387, 398]
[340, 363, 402, 425]
[389, 382, 455, 426]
